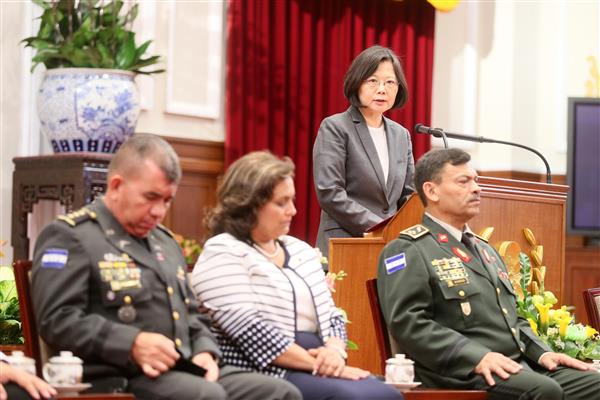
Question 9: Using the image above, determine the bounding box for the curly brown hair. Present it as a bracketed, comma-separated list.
[206, 151, 295, 241]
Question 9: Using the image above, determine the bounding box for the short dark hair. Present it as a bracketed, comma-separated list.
[343, 45, 408, 109]
[414, 148, 471, 205]
[206, 151, 295, 241]
[108, 133, 181, 183]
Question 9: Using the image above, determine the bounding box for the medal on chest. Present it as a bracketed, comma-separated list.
[118, 295, 137, 323]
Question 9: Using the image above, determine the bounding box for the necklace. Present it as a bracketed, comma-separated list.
[254, 241, 280, 258]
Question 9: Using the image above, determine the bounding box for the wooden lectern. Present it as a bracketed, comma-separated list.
[329, 176, 568, 374]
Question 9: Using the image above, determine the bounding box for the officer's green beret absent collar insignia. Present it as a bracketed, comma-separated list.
[57, 207, 96, 227]
[400, 224, 429, 239]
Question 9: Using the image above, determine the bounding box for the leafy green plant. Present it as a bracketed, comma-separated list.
[0, 266, 24, 345]
[22, 0, 163, 74]
[322, 256, 359, 351]
[495, 229, 600, 361]
[516, 253, 600, 360]
[174, 234, 203, 266]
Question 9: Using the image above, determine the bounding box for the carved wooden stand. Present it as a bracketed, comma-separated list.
[11, 153, 112, 260]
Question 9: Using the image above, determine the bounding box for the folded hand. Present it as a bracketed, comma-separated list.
[308, 346, 345, 377]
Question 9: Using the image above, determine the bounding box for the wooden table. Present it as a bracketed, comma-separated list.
[57, 394, 134, 400]
[403, 389, 487, 400]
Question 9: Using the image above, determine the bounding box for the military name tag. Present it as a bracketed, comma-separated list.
[110, 279, 142, 291]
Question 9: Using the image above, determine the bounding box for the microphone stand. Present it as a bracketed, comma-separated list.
[422, 127, 552, 184]
[434, 129, 449, 149]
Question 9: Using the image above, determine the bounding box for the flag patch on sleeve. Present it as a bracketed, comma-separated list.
[41, 248, 69, 269]
[385, 252, 406, 274]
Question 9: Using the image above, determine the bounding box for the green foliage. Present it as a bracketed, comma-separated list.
[0, 267, 24, 345]
[515, 252, 600, 361]
[22, 0, 163, 74]
[324, 268, 358, 350]
[516, 253, 536, 320]
[174, 235, 203, 265]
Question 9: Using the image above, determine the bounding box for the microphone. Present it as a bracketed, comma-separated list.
[414, 123, 448, 148]
[414, 124, 552, 184]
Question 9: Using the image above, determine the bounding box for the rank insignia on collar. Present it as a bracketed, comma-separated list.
[452, 247, 471, 263]
[482, 248, 492, 263]
[156, 252, 165, 262]
[437, 233, 448, 243]
[497, 268, 509, 280]
[400, 224, 429, 240]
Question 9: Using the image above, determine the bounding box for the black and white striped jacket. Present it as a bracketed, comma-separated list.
[191, 233, 347, 377]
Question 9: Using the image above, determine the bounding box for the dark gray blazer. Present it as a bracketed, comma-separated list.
[313, 106, 415, 257]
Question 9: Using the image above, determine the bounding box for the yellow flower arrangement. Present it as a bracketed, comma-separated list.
[489, 228, 600, 360]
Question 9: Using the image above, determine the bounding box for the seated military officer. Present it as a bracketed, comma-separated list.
[377, 148, 600, 400]
[31, 134, 300, 400]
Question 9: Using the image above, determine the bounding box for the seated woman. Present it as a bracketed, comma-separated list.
[192, 151, 402, 400]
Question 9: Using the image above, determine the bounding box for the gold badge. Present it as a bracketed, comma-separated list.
[461, 301, 472, 316]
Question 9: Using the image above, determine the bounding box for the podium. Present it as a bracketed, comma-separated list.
[329, 176, 568, 374]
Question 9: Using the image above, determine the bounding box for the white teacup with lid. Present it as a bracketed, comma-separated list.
[43, 351, 83, 386]
[385, 354, 415, 383]
[7, 350, 36, 376]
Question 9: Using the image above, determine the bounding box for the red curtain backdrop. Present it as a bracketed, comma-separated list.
[226, 0, 435, 244]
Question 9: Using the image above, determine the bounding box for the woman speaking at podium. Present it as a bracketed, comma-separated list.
[313, 45, 415, 258]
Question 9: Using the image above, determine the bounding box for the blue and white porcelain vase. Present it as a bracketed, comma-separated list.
[37, 68, 141, 153]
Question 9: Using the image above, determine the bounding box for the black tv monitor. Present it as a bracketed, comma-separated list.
[566, 97, 600, 239]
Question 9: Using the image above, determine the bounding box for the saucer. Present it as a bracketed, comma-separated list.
[384, 381, 422, 390]
[53, 383, 92, 394]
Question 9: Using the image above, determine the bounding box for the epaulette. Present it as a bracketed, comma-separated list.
[57, 207, 96, 227]
[399, 224, 429, 240]
[156, 224, 176, 238]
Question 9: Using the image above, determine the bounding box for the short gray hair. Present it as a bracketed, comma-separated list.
[108, 133, 181, 183]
